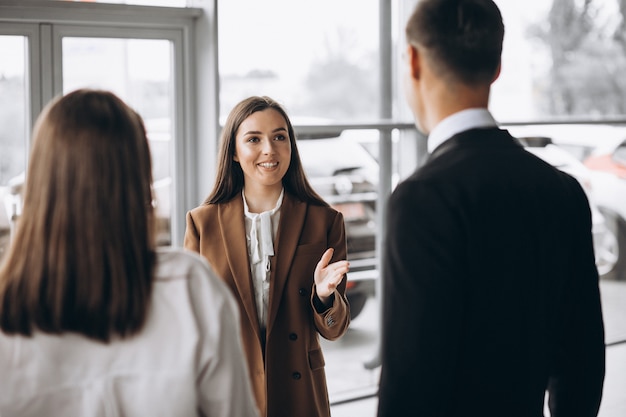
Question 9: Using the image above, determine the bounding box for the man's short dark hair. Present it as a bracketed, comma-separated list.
[406, 0, 504, 85]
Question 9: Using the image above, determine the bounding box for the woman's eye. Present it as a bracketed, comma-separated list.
[247, 136, 259, 143]
[274, 134, 286, 141]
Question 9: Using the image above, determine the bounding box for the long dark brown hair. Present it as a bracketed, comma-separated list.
[0, 89, 156, 342]
[205, 95, 328, 207]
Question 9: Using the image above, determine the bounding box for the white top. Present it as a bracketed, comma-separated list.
[427, 108, 498, 153]
[0, 247, 260, 417]
[243, 189, 283, 330]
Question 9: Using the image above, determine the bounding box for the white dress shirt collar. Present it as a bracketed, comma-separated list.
[427, 108, 498, 153]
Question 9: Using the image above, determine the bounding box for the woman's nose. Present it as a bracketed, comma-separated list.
[261, 139, 274, 153]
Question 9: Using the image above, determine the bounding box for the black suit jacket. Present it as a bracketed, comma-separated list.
[377, 128, 605, 417]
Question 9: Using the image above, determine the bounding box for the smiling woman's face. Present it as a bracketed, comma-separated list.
[234, 108, 292, 192]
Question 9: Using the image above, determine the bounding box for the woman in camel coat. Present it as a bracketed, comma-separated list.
[184, 96, 351, 417]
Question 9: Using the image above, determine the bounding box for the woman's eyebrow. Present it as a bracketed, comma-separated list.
[242, 127, 287, 136]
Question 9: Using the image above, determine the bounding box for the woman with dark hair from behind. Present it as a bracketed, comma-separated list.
[0, 89, 259, 417]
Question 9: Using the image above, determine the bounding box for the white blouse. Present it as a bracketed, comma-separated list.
[243, 189, 284, 330]
[0, 247, 260, 417]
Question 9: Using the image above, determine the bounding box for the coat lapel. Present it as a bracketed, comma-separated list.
[267, 193, 307, 334]
[218, 196, 261, 335]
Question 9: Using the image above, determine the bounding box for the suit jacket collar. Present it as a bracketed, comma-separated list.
[428, 127, 523, 162]
[427, 108, 498, 153]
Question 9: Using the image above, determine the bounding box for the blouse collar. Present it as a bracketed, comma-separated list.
[242, 188, 284, 271]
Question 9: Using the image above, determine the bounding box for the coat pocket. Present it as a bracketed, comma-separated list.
[308, 348, 326, 371]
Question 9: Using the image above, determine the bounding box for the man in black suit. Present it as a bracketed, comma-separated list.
[377, 1, 605, 416]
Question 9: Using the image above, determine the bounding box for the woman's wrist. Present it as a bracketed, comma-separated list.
[313, 289, 334, 312]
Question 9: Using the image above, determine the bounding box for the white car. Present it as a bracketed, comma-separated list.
[509, 124, 626, 281]
[0, 174, 23, 260]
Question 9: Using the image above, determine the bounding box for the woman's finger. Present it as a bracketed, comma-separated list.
[316, 248, 334, 270]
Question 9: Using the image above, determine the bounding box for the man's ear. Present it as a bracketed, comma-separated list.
[407, 44, 421, 80]
[491, 61, 502, 83]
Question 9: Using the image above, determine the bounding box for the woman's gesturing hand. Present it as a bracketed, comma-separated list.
[314, 248, 350, 305]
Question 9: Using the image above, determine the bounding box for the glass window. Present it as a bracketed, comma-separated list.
[390, 3, 626, 417]
[492, 0, 626, 121]
[398, 0, 626, 123]
[62, 37, 175, 245]
[218, 0, 380, 122]
[0, 1, 623, 414]
[0, 36, 27, 186]
[0, 35, 27, 259]
[218, 1, 383, 404]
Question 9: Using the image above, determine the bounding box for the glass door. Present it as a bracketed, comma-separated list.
[0, 32, 32, 259]
[59, 34, 176, 245]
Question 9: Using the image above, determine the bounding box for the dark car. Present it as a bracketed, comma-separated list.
[297, 131, 379, 320]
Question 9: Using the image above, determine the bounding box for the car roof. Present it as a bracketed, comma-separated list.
[507, 124, 626, 150]
[297, 134, 379, 178]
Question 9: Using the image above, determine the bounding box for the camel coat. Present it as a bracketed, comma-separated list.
[184, 192, 350, 417]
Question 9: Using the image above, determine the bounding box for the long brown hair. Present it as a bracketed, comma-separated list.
[0, 89, 156, 342]
[205, 96, 328, 207]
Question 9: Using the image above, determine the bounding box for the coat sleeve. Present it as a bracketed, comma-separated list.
[547, 178, 605, 417]
[189, 257, 260, 417]
[311, 210, 350, 340]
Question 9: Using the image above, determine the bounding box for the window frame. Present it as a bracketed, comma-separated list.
[0, 1, 206, 245]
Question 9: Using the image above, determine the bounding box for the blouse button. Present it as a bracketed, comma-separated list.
[292, 372, 301, 380]
[289, 333, 298, 341]
[298, 288, 307, 296]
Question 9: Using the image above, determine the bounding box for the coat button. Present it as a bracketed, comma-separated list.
[289, 333, 298, 341]
[292, 372, 301, 380]
[298, 288, 307, 296]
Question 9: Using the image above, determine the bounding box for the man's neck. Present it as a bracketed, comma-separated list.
[422, 81, 491, 134]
